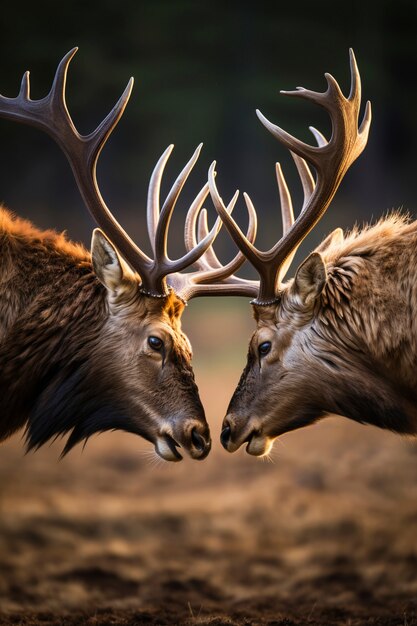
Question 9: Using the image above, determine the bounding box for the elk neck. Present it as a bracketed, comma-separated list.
[0, 207, 108, 443]
[307, 214, 417, 433]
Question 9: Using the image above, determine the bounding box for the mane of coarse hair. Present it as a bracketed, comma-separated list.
[0, 206, 120, 454]
[321, 212, 414, 264]
[317, 212, 415, 327]
[0, 251, 120, 455]
[0, 206, 88, 261]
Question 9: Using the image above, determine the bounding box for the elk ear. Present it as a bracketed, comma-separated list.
[91, 229, 124, 291]
[293, 252, 327, 306]
[315, 227, 344, 253]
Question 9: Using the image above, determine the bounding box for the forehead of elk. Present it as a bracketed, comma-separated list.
[138, 291, 187, 337]
[252, 303, 277, 326]
[138, 291, 194, 358]
[142, 291, 185, 324]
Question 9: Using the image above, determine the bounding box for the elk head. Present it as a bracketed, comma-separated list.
[209, 50, 372, 456]
[0, 49, 258, 460]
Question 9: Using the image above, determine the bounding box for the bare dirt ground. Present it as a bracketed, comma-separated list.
[1, 301, 417, 625]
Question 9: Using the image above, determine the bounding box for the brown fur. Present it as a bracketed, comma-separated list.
[0, 207, 211, 460]
[222, 214, 417, 456]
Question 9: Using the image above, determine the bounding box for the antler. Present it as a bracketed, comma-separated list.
[144, 143, 258, 300]
[169, 187, 259, 300]
[0, 48, 257, 300]
[209, 49, 372, 305]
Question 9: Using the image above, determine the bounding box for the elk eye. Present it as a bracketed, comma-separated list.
[148, 336, 164, 352]
[258, 341, 271, 357]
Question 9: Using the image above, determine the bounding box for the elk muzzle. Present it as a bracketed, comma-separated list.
[155, 418, 211, 462]
[220, 415, 272, 457]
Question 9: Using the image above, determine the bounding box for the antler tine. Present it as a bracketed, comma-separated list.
[189, 199, 259, 296]
[309, 126, 327, 148]
[184, 183, 211, 254]
[19, 71, 30, 99]
[154, 143, 203, 264]
[275, 162, 294, 234]
[182, 173, 244, 274]
[196, 209, 222, 270]
[256, 110, 321, 168]
[211, 50, 371, 304]
[147, 144, 174, 254]
[194, 192, 239, 273]
[348, 47, 360, 102]
[193, 191, 244, 271]
[275, 161, 296, 281]
[169, 202, 228, 274]
[209, 162, 264, 273]
[185, 190, 248, 275]
[276, 153, 319, 281]
[195, 192, 257, 282]
[291, 154, 315, 210]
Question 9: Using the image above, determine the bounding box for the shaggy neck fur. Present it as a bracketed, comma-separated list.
[0, 208, 110, 450]
[289, 214, 417, 433]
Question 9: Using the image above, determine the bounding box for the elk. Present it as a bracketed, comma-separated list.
[206, 50, 417, 458]
[0, 49, 256, 461]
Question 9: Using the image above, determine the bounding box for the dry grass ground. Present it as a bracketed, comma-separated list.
[1, 300, 417, 625]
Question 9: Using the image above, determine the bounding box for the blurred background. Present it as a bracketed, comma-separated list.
[1, 1, 417, 624]
[0, 0, 416, 256]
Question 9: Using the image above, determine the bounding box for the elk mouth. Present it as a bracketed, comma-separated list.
[245, 430, 260, 454]
[245, 430, 272, 457]
[220, 420, 261, 454]
[155, 434, 183, 462]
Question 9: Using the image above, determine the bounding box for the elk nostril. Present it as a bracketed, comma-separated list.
[220, 425, 231, 449]
[191, 428, 206, 451]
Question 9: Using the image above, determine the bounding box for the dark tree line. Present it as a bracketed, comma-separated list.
[0, 0, 415, 263]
